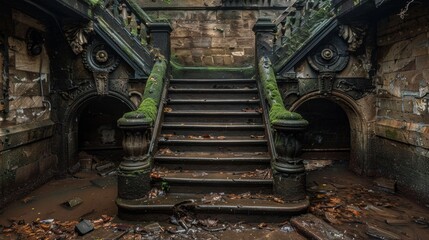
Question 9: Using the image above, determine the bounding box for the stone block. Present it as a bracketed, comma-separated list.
[15, 161, 39, 185]
[192, 37, 212, 48]
[213, 55, 224, 65]
[242, 10, 257, 20]
[202, 56, 214, 66]
[416, 55, 429, 70]
[171, 38, 192, 49]
[223, 55, 234, 65]
[191, 48, 204, 57]
[39, 154, 57, 173]
[217, 10, 242, 20]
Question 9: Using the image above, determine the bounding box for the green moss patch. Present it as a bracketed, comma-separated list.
[121, 60, 167, 124]
[258, 57, 304, 123]
[123, 98, 157, 122]
[269, 103, 303, 123]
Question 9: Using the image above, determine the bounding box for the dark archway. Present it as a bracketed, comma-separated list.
[61, 91, 135, 172]
[77, 96, 132, 162]
[290, 91, 369, 174]
[295, 98, 351, 161]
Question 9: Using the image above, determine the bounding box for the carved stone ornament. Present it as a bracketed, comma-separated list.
[82, 39, 120, 73]
[307, 36, 349, 73]
[338, 25, 366, 52]
[64, 22, 94, 55]
[82, 39, 120, 95]
[93, 71, 109, 95]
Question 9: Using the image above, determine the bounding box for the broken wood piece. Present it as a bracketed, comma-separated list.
[373, 177, 396, 193]
[63, 197, 83, 208]
[95, 162, 115, 172]
[366, 224, 401, 240]
[291, 213, 352, 240]
[385, 218, 409, 225]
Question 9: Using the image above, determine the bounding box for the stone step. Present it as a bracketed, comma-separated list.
[151, 170, 273, 194]
[165, 99, 260, 111]
[168, 87, 259, 99]
[154, 151, 271, 171]
[160, 123, 266, 136]
[157, 137, 268, 152]
[163, 110, 263, 124]
[117, 193, 309, 222]
[169, 78, 256, 89]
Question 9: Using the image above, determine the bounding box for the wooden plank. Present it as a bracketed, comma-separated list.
[291, 213, 352, 240]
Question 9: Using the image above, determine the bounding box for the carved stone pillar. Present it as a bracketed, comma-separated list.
[272, 119, 308, 201]
[252, 18, 276, 63]
[117, 117, 152, 200]
[148, 21, 173, 60]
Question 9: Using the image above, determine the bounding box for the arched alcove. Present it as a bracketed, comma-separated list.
[77, 97, 132, 162]
[290, 91, 369, 173]
[61, 91, 135, 171]
[295, 98, 351, 162]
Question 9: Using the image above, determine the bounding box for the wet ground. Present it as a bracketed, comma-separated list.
[1, 161, 429, 239]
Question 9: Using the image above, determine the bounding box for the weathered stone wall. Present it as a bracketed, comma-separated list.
[140, 0, 288, 67]
[375, 4, 429, 201]
[0, 8, 56, 207]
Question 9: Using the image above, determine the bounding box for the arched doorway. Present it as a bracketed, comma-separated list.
[294, 98, 351, 162]
[290, 91, 369, 173]
[77, 96, 132, 162]
[62, 92, 135, 172]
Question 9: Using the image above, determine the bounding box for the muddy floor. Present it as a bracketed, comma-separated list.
[1, 161, 429, 239]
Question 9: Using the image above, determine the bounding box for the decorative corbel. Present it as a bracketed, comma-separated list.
[339, 25, 366, 52]
[64, 21, 94, 55]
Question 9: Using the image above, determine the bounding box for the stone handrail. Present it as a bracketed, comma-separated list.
[258, 56, 309, 202]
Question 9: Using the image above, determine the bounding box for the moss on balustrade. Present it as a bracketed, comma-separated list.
[121, 59, 167, 123]
[84, 0, 102, 7]
[258, 57, 304, 124]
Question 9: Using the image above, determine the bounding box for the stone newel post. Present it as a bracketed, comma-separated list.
[252, 18, 276, 62]
[117, 117, 152, 200]
[148, 21, 173, 60]
[272, 120, 308, 201]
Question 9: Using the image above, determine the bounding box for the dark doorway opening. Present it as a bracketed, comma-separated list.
[295, 98, 350, 162]
[77, 96, 131, 163]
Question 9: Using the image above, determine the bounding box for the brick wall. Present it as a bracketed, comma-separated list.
[375, 4, 429, 201]
[140, 0, 287, 67]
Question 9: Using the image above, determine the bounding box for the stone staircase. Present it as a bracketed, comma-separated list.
[117, 76, 309, 221]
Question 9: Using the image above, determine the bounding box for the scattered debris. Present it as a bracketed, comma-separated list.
[148, 187, 166, 199]
[159, 148, 173, 155]
[163, 107, 173, 112]
[202, 193, 226, 204]
[21, 196, 36, 204]
[75, 219, 94, 235]
[62, 197, 83, 208]
[304, 160, 333, 171]
[366, 224, 401, 240]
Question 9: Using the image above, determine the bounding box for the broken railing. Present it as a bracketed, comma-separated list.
[257, 56, 308, 201]
[117, 59, 167, 200]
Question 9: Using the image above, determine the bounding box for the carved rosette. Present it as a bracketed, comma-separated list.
[82, 40, 120, 95]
